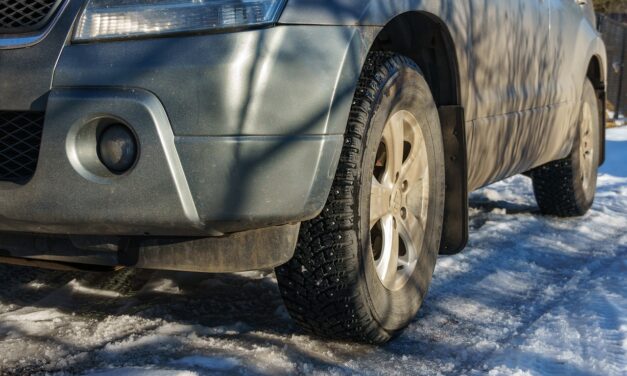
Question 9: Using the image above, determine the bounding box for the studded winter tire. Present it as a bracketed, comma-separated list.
[275, 52, 446, 344]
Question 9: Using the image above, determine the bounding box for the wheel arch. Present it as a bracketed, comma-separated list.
[367, 11, 469, 254]
[369, 11, 462, 108]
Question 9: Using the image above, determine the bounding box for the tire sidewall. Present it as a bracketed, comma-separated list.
[357, 59, 445, 332]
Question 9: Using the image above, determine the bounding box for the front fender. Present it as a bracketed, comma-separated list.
[281, 1, 472, 134]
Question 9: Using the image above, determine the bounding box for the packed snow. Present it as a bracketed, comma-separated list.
[0, 128, 626, 376]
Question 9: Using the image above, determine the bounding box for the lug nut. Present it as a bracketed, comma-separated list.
[401, 207, 407, 219]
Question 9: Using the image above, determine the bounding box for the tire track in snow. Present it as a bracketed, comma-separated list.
[456, 249, 626, 375]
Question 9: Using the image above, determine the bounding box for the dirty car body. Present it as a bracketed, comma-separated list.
[0, 1, 606, 272]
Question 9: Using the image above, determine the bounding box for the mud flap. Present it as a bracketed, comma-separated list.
[438, 106, 469, 255]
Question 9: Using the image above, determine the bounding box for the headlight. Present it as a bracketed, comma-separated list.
[73, 0, 287, 42]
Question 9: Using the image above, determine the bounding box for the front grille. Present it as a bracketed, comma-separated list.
[0, 112, 44, 183]
[0, 0, 64, 34]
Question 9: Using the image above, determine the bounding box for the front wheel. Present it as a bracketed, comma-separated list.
[275, 52, 445, 344]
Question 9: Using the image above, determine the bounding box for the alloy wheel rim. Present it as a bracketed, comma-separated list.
[370, 110, 429, 291]
[579, 102, 595, 197]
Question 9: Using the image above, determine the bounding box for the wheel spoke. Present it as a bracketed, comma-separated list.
[376, 215, 399, 286]
[397, 258, 415, 276]
[370, 177, 392, 229]
[397, 212, 424, 262]
[382, 114, 405, 185]
[401, 139, 428, 184]
[371, 110, 429, 291]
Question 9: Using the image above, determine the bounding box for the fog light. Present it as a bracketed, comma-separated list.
[97, 124, 137, 173]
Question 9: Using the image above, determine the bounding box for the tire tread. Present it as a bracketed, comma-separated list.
[276, 52, 414, 344]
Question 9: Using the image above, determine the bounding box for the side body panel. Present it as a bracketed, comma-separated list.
[549, 0, 607, 105]
[281, 0, 606, 191]
[465, 0, 553, 189]
[467, 0, 547, 118]
[282, 0, 547, 120]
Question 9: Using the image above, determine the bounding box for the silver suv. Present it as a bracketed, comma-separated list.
[0, 0, 606, 343]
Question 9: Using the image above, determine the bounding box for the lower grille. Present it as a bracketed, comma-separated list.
[0, 111, 44, 183]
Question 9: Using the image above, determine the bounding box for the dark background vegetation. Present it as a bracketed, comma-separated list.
[596, 0, 626, 122]
[596, 0, 627, 14]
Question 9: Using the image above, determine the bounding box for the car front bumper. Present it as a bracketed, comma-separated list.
[0, 88, 341, 236]
[0, 25, 367, 237]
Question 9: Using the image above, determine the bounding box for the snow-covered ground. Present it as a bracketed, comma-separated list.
[0, 128, 626, 376]
[607, 111, 625, 127]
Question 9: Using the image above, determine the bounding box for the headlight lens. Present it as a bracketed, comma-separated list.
[74, 0, 287, 42]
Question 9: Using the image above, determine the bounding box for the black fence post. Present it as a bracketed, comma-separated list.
[598, 14, 627, 125]
[616, 24, 626, 121]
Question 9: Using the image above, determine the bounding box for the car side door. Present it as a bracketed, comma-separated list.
[467, 0, 547, 119]
[466, 0, 551, 190]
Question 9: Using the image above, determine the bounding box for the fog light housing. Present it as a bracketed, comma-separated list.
[97, 124, 137, 173]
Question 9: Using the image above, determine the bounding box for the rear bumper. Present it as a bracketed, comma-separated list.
[0, 88, 341, 236]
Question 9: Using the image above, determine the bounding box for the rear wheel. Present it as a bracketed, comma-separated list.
[275, 52, 445, 344]
[531, 79, 600, 217]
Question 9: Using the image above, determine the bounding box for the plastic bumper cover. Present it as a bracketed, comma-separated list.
[0, 89, 342, 236]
